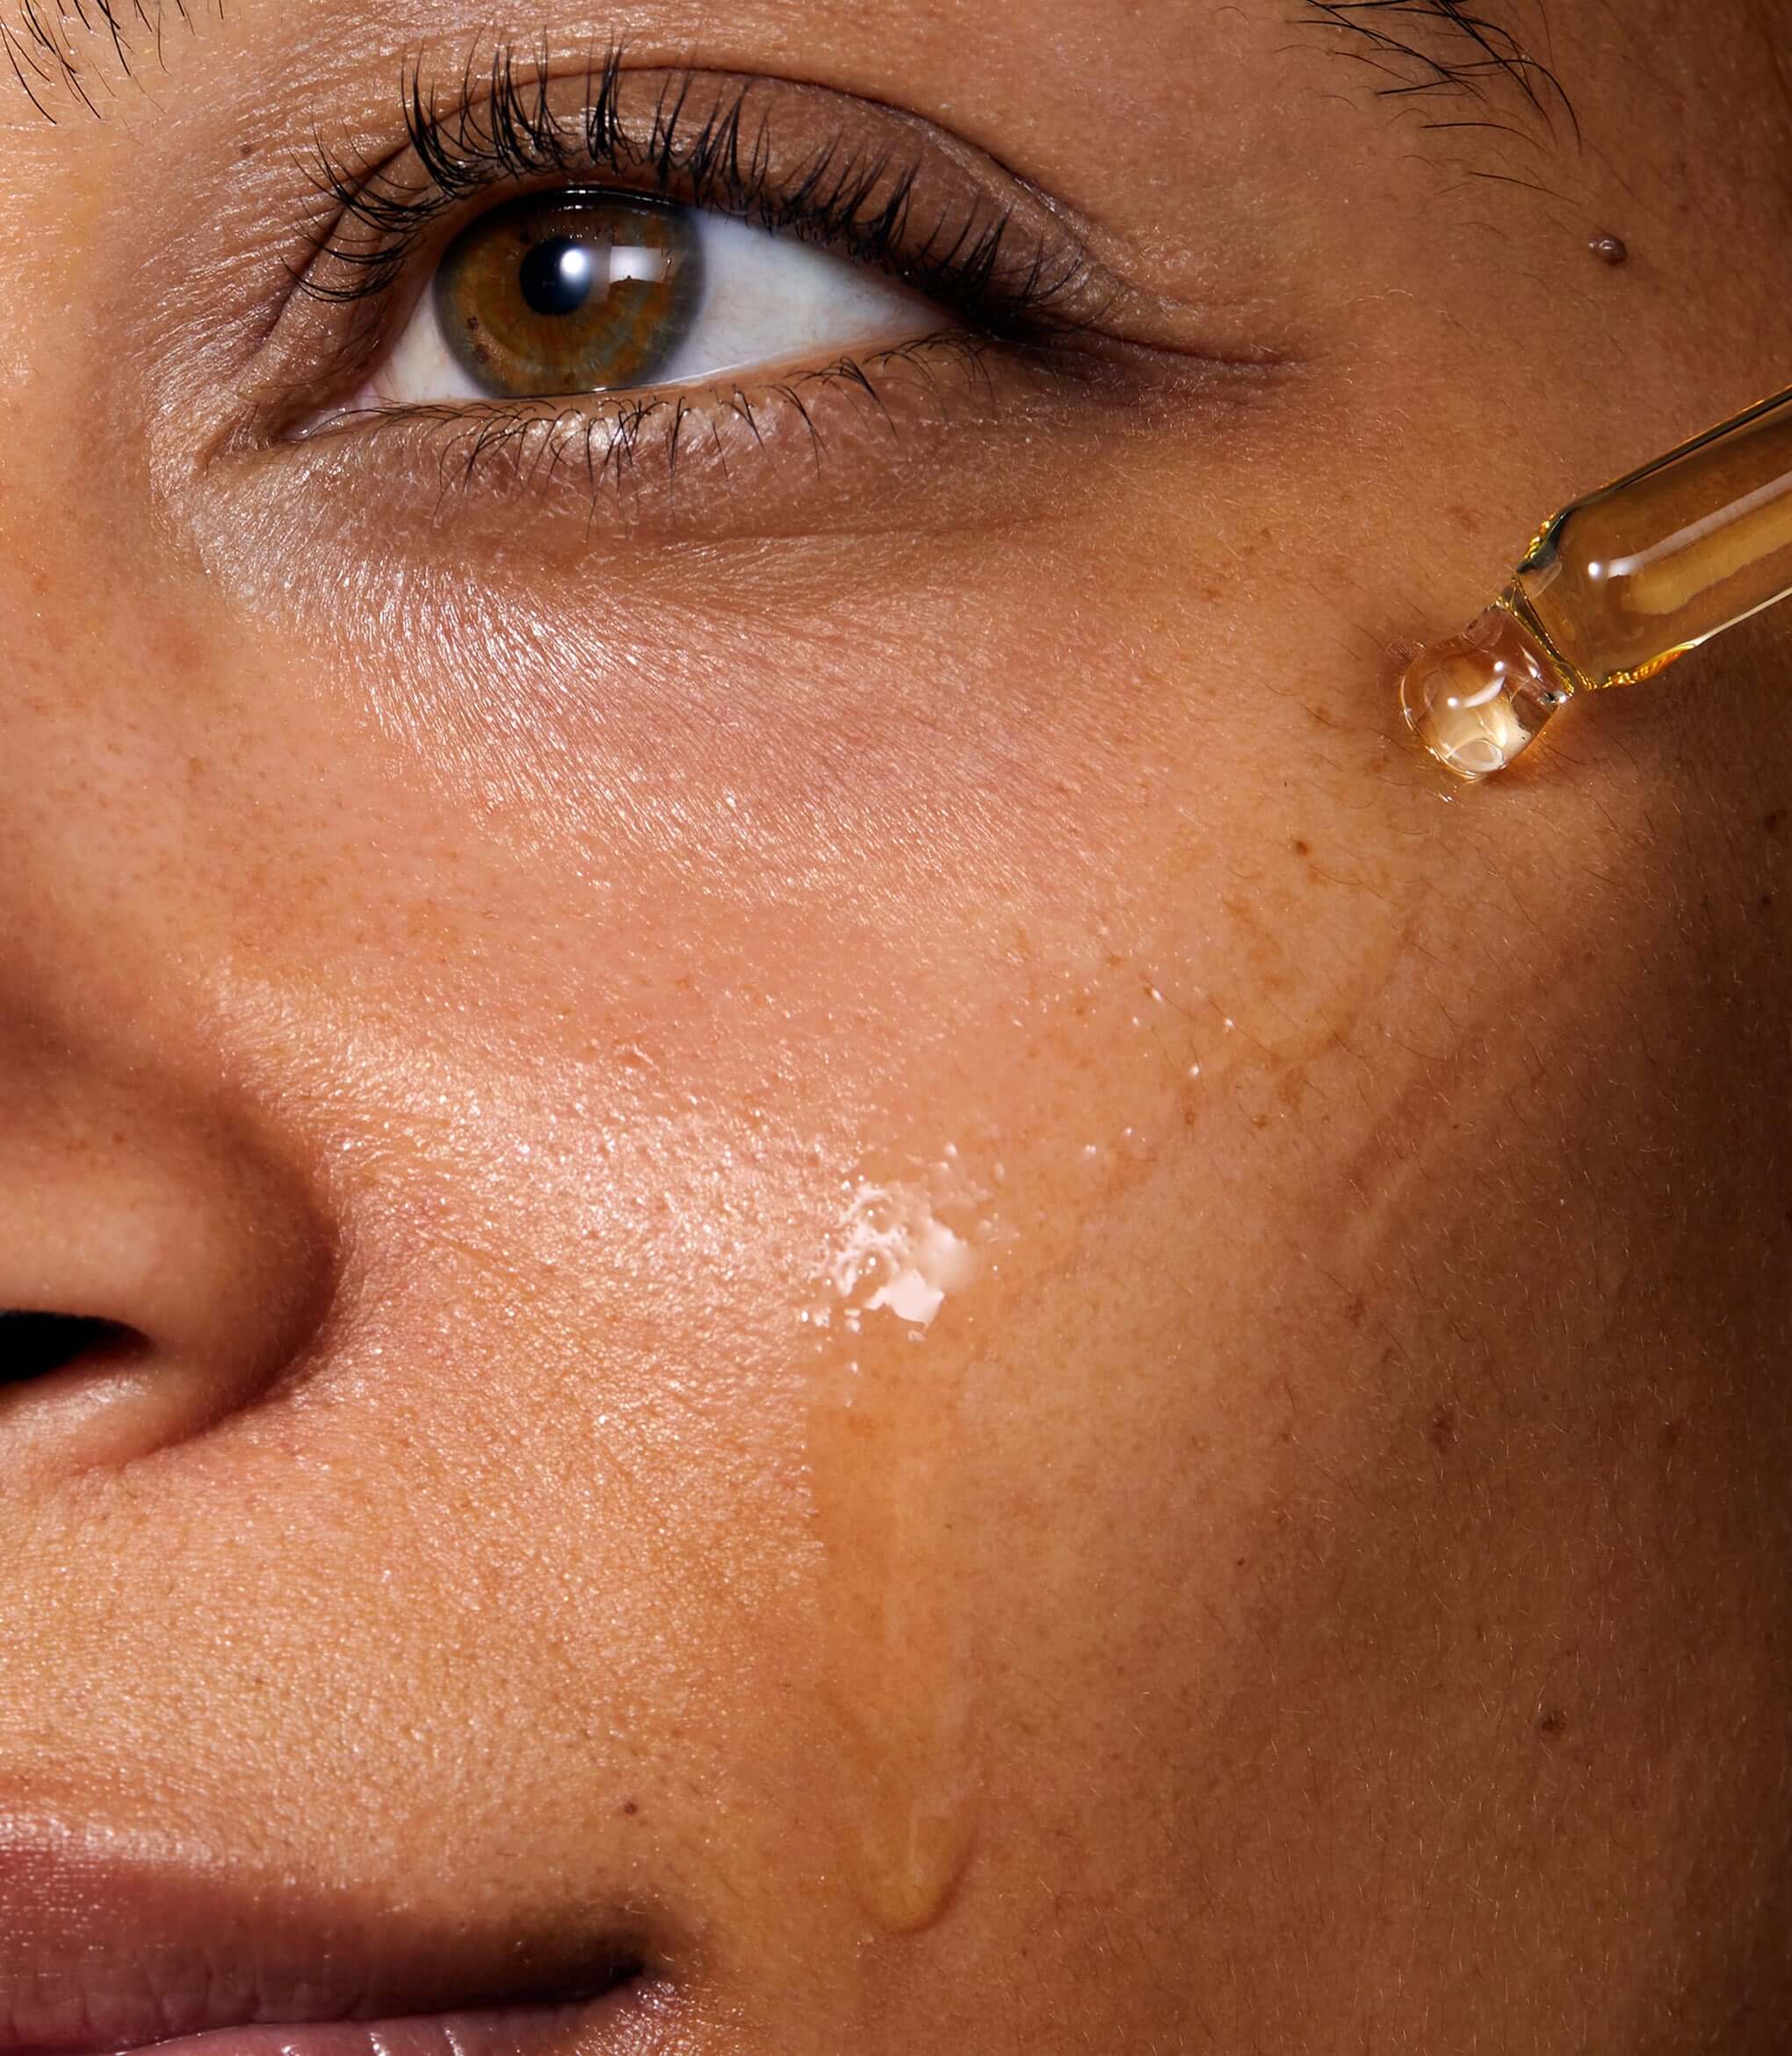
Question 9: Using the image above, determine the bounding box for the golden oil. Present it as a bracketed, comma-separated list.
[1400, 382, 1792, 778]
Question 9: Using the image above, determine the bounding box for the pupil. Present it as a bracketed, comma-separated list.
[519, 238, 597, 319]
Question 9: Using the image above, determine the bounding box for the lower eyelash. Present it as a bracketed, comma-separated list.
[283, 328, 1070, 537]
[307, 332, 1001, 506]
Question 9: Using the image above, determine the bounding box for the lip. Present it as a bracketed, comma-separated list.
[0, 1823, 655, 2056]
[10, 1999, 659, 2056]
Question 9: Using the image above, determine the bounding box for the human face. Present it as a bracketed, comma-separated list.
[1, 2, 1788, 2050]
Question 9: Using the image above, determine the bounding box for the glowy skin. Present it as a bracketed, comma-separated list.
[1, 2, 1788, 2051]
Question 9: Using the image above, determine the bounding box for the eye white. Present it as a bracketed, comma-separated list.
[372, 205, 944, 406]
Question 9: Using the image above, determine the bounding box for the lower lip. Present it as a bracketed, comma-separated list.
[69, 1987, 670, 2056]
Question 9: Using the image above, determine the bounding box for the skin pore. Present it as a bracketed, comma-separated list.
[0, 0, 1788, 2049]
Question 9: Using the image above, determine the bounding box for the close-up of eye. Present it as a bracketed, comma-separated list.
[257, 52, 1140, 516]
[370, 188, 941, 403]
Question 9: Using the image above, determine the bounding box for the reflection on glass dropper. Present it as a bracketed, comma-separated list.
[1399, 381, 1792, 779]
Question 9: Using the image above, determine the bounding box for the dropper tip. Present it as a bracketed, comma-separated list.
[1398, 603, 1574, 780]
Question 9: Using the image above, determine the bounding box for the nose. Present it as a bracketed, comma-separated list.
[0, 1005, 334, 1487]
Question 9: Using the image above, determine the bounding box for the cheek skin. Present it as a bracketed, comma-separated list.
[8, 359, 1785, 2056]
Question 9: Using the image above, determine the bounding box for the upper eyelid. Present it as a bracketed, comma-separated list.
[293, 47, 1105, 334]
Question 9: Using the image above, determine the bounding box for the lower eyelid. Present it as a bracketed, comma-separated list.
[277, 329, 1107, 543]
[198, 327, 1274, 637]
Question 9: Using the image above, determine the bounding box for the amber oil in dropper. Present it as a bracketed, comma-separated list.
[1400, 380, 1792, 778]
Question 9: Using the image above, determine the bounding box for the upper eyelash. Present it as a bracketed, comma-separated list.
[300, 42, 1090, 338]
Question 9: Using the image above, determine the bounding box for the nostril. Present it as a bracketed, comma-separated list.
[0, 1311, 144, 1389]
[0, 999, 344, 1488]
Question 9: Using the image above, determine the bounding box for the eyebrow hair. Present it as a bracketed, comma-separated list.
[1300, 0, 1579, 159]
[1, 0, 208, 121]
[6, 0, 1580, 137]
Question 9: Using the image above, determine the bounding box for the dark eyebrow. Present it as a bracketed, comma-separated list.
[1, 0, 208, 122]
[6, 0, 1580, 142]
[1299, 0, 1579, 160]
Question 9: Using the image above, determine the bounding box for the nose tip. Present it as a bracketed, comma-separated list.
[0, 1019, 335, 1485]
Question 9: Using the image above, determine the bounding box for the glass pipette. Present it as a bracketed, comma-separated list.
[1398, 382, 1792, 779]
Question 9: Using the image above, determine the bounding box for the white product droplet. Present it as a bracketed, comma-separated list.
[819, 1179, 981, 1329]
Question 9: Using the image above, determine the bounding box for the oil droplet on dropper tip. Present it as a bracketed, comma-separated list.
[1398, 602, 1574, 779]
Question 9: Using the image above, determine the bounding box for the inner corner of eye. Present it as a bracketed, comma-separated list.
[365, 191, 945, 409]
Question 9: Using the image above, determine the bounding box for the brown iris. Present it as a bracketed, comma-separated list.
[432, 191, 703, 398]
